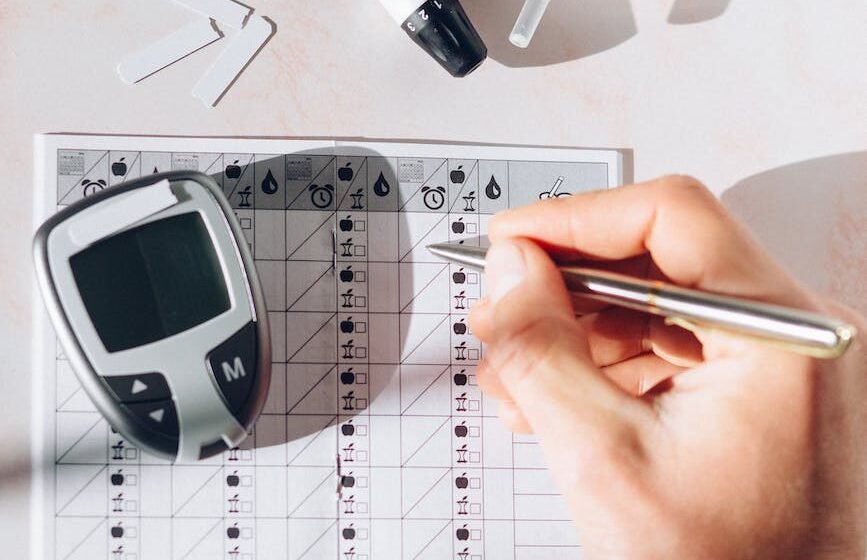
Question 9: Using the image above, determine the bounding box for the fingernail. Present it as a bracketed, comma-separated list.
[486, 242, 527, 303]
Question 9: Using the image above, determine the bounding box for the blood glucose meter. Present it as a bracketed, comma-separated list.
[34, 172, 271, 462]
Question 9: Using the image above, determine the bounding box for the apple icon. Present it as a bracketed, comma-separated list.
[455, 475, 469, 489]
[456, 526, 470, 541]
[453, 372, 468, 386]
[452, 270, 466, 284]
[340, 369, 355, 385]
[340, 318, 355, 333]
[110, 471, 124, 486]
[111, 158, 127, 177]
[453, 321, 467, 335]
[338, 163, 354, 182]
[340, 267, 354, 283]
[342, 526, 356, 540]
[452, 220, 465, 234]
[225, 160, 242, 179]
[226, 473, 240, 487]
[339, 217, 353, 232]
[341, 475, 356, 488]
[111, 524, 124, 538]
[342, 423, 355, 436]
[227, 526, 240, 539]
[450, 165, 465, 184]
[454, 424, 468, 437]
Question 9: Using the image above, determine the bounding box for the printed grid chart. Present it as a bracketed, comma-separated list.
[46, 142, 617, 560]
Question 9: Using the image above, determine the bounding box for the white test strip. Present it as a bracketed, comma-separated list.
[174, 0, 252, 29]
[117, 19, 223, 84]
[69, 180, 178, 247]
[191, 15, 274, 107]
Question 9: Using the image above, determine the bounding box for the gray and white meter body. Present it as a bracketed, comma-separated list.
[34, 172, 271, 462]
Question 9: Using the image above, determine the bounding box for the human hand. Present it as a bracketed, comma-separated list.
[469, 176, 867, 559]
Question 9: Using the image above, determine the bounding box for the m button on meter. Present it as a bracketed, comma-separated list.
[207, 322, 258, 417]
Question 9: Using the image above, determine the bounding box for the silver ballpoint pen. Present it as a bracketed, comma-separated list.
[427, 240, 856, 359]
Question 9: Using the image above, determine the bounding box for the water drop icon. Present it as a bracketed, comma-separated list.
[373, 172, 390, 197]
[485, 175, 501, 200]
[261, 169, 278, 195]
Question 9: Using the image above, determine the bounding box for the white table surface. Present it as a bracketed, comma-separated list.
[2, 0, 866, 555]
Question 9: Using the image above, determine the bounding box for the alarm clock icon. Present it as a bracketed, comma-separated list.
[308, 183, 334, 209]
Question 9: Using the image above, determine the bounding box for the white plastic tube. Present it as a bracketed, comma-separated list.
[509, 0, 552, 48]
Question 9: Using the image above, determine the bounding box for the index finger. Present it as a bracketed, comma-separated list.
[489, 175, 809, 307]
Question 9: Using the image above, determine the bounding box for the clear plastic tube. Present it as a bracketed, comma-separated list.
[509, 0, 552, 48]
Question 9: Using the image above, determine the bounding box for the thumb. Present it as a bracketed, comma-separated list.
[485, 239, 651, 461]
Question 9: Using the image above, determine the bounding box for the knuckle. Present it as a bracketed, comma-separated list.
[657, 174, 715, 204]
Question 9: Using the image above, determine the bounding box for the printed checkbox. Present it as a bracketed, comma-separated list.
[470, 503, 481, 514]
[469, 374, 477, 386]
[241, 450, 252, 461]
[241, 501, 252, 513]
[469, 451, 480, 463]
[470, 477, 481, 489]
[124, 448, 137, 460]
[240, 217, 252, 229]
[356, 347, 367, 359]
[127, 500, 138, 512]
[241, 527, 253, 539]
[357, 450, 368, 462]
[468, 273, 479, 285]
[242, 554, 253, 560]
[126, 474, 137, 486]
[126, 527, 137, 538]
[469, 426, 480, 437]
[358, 528, 369, 540]
[471, 529, 481, 540]
[354, 245, 366, 257]
[125, 554, 138, 560]
[354, 220, 366, 232]
[358, 476, 368, 488]
[356, 398, 367, 410]
[356, 424, 368, 436]
[241, 475, 252, 487]
[468, 349, 479, 361]
[359, 555, 369, 560]
[472, 555, 482, 560]
[355, 322, 367, 333]
[467, 223, 477, 234]
[355, 296, 367, 307]
[356, 372, 367, 384]
[469, 400, 480, 411]
[355, 271, 366, 282]
[358, 502, 368, 513]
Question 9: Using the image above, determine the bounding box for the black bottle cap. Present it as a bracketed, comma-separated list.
[402, 0, 487, 77]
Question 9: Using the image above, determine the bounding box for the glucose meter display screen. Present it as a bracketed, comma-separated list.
[70, 212, 231, 352]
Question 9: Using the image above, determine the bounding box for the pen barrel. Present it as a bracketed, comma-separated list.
[562, 268, 855, 359]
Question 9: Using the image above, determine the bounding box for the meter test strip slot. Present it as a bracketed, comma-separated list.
[33, 172, 271, 462]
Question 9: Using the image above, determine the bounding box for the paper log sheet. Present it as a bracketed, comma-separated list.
[33, 135, 622, 560]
